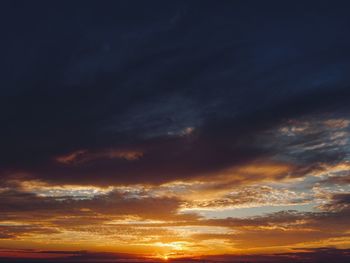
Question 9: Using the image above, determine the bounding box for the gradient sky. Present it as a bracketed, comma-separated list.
[1, 1, 350, 262]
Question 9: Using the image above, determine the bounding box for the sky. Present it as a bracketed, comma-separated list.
[1, 0, 350, 262]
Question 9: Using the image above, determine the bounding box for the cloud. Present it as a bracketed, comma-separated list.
[1, 247, 350, 262]
[1, 0, 350, 186]
[201, 247, 350, 262]
[181, 185, 311, 210]
[319, 193, 350, 212]
[1, 181, 349, 252]
[1, 1, 350, 259]
[55, 149, 144, 164]
[0, 188, 191, 222]
[0, 248, 146, 262]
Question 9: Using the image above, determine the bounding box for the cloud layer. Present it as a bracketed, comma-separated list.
[1, 1, 350, 261]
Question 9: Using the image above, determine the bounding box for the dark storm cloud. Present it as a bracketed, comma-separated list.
[1, 1, 350, 184]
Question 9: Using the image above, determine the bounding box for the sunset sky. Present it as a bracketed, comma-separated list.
[1, 1, 350, 262]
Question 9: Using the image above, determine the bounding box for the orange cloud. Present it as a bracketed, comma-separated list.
[55, 149, 144, 164]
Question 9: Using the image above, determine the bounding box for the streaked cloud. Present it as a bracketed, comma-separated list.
[1, 1, 350, 261]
